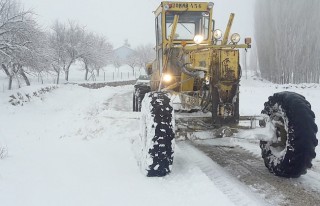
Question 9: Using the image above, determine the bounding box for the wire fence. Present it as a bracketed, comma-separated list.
[1, 69, 145, 92]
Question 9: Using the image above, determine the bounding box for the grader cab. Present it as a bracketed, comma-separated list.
[133, 1, 317, 178]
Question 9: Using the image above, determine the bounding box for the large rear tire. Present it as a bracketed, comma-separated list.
[133, 92, 137, 112]
[260, 91, 318, 178]
[140, 92, 175, 177]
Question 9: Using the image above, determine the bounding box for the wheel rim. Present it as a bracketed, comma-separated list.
[271, 117, 287, 148]
[269, 105, 288, 155]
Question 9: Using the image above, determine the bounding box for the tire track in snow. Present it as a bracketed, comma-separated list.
[192, 141, 320, 206]
[101, 91, 139, 120]
[297, 170, 320, 196]
[104, 90, 133, 112]
[177, 141, 272, 206]
[74, 87, 136, 140]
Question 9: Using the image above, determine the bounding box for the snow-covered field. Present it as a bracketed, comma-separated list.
[0, 63, 145, 92]
[0, 74, 319, 206]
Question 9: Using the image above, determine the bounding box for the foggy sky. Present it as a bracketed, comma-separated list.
[22, 0, 255, 48]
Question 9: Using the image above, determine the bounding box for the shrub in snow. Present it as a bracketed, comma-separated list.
[8, 86, 58, 106]
[78, 80, 137, 89]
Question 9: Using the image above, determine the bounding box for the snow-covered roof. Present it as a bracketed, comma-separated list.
[113, 46, 136, 60]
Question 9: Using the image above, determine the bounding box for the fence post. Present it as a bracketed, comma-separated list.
[113, 72, 114, 80]
[121, 72, 122, 79]
[104, 72, 105, 81]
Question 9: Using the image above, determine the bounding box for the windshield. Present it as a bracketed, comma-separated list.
[166, 11, 210, 41]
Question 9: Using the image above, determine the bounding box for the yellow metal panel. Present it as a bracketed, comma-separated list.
[162, 2, 209, 11]
[154, 4, 163, 16]
[221, 13, 235, 45]
[183, 44, 250, 51]
[180, 72, 194, 91]
[219, 50, 239, 81]
[220, 84, 233, 92]
[190, 50, 211, 72]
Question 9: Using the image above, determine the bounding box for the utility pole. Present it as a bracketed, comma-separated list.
[245, 49, 248, 79]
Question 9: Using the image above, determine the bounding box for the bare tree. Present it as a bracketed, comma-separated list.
[93, 36, 113, 77]
[79, 33, 113, 80]
[63, 21, 86, 81]
[0, 1, 115, 87]
[50, 21, 113, 82]
[124, 52, 138, 74]
[49, 21, 68, 84]
[25, 30, 54, 84]
[0, 0, 40, 89]
[135, 43, 155, 70]
[249, 41, 260, 77]
[254, 1, 320, 84]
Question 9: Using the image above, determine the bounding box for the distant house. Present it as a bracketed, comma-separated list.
[113, 45, 136, 62]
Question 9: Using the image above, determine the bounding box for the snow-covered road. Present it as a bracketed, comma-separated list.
[190, 140, 320, 206]
[0, 76, 319, 206]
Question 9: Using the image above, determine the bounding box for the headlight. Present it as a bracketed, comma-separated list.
[163, 73, 172, 82]
[231, 33, 241, 44]
[163, 4, 170, 11]
[194, 35, 204, 44]
[205, 76, 210, 85]
[213, 29, 222, 40]
[207, 2, 214, 9]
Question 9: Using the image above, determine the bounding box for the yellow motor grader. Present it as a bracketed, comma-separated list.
[133, 1, 318, 178]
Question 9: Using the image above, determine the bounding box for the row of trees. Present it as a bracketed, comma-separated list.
[0, 0, 155, 90]
[49, 21, 113, 83]
[254, 1, 320, 84]
[115, 43, 155, 74]
[0, 0, 114, 88]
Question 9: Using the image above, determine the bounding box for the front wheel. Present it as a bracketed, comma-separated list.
[260, 91, 318, 178]
[139, 92, 175, 177]
[134, 86, 151, 112]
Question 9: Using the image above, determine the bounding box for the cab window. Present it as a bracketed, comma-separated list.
[166, 11, 210, 41]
